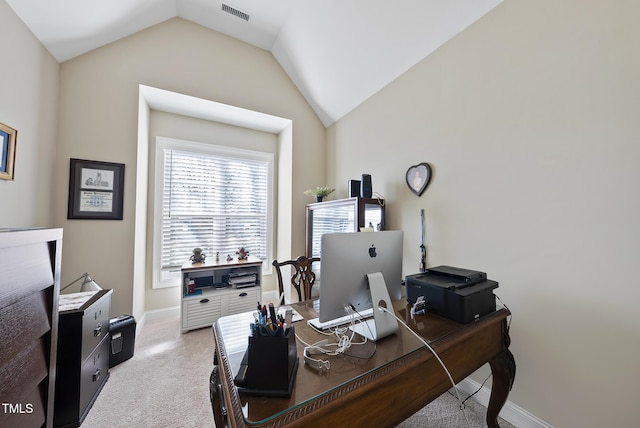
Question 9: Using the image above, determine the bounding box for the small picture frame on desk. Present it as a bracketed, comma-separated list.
[67, 158, 125, 220]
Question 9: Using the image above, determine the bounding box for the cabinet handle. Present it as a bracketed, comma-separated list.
[239, 292, 247, 297]
[94, 323, 102, 337]
[93, 368, 101, 382]
[200, 298, 210, 304]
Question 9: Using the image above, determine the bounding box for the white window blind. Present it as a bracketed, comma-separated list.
[154, 137, 272, 288]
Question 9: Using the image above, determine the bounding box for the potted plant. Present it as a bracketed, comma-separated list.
[304, 186, 335, 202]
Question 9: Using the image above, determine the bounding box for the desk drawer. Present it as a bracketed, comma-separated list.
[227, 288, 259, 314]
[183, 294, 223, 329]
[81, 294, 111, 358]
[79, 334, 110, 414]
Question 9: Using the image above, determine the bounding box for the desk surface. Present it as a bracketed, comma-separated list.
[211, 300, 515, 428]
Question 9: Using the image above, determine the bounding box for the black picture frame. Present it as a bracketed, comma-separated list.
[67, 158, 125, 220]
[406, 162, 432, 196]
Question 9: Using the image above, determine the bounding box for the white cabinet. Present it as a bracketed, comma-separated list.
[180, 257, 262, 333]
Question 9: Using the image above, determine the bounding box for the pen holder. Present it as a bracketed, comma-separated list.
[244, 325, 298, 397]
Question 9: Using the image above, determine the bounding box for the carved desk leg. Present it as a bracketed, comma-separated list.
[486, 320, 516, 428]
[210, 351, 228, 428]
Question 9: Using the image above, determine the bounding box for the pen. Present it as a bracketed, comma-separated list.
[268, 303, 277, 325]
[256, 302, 261, 323]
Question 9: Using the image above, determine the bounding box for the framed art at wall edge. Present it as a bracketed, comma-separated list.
[68, 158, 125, 220]
[0, 122, 17, 180]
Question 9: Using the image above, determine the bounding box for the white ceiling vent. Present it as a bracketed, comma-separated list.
[221, 3, 250, 22]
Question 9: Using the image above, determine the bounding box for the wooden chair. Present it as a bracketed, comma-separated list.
[272, 256, 320, 304]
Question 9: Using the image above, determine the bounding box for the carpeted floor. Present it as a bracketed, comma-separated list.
[82, 316, 514, 428]
[82, 316, 213, 428]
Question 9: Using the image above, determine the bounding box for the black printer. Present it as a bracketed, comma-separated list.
[405, 266, 498, 323]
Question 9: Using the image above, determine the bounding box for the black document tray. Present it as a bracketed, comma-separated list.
[423, 265, 487, 289]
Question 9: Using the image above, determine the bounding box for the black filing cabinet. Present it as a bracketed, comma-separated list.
[54, 289, 112, 428]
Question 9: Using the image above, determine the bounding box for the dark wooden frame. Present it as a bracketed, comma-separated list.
[406, 162, 432, 196]
[0, 228, 62, 428]
[272, 256, 321, 303]
[67, 158, 125, 220]
[0, 121, 17, 180]
[305, 197, 385, 257]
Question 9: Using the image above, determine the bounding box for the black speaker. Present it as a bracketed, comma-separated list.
[348, 180, 361, 198]
[361, 174, 372, 198]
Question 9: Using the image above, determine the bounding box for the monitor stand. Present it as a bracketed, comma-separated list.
[349, 272, 399, 342]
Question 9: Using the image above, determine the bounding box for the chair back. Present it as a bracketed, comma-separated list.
[272, 256, 320, 304]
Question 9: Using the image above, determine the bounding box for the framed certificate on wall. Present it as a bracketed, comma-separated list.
[67, 158, 125, 220]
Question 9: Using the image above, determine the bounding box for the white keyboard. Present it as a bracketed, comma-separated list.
[308, 307, 374, 330]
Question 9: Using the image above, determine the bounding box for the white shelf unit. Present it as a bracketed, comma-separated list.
[180, 256, 262, 333]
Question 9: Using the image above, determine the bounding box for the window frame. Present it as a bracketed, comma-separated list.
[152, 136, 274, 289]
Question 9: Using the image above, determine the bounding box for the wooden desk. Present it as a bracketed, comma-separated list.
[210, 300, 515, 428]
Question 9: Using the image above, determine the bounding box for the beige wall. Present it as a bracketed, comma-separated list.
[0, 0, 59, 228]
[328, 0, 640, 426]
[53, 18, 326, 317]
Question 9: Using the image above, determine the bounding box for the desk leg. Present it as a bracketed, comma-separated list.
[486, 323, 516, 428]
[210, 351, 228, 428]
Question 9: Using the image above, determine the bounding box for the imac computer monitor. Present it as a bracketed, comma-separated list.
[319, 230, 403, 324]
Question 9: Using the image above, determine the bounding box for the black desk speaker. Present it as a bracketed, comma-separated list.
[348, 180, 361, 198]
[361, 174, 372, 198]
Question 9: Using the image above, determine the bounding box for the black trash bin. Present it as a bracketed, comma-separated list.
[109, 315, 136, 368]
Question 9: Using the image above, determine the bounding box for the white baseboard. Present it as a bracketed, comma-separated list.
[137, 305, 180, 335]
[457, 378, 553, 428]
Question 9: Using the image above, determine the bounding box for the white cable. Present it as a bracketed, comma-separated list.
[296, 333, 351, 357]
[298, 306, 370, 368]
[378, 306, 471, 428]
[306, 321, 338, 336]
[342, 305, 369, 349]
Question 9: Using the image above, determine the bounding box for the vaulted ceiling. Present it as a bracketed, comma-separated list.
[6, 0, 502, 126]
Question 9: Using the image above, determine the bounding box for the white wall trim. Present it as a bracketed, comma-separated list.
[135, 84, 293, 305]
[458, 377, 553, 428]
[136, 305, 180, 336]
